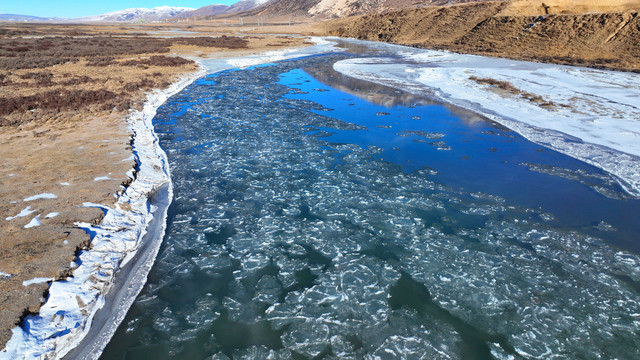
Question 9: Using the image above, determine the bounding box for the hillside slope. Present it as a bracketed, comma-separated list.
[323, 1, 640, 71]
[243, 0, 494, 18]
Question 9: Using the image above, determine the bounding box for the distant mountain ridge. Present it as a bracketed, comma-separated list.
[171, 0, 272, 19]
[76, 6, 195, 22]
[0, 0, 494, 23]
[0, 14, 61, 22]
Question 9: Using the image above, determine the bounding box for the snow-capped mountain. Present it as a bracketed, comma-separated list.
[171, 0, 273, 20]
[230, 0, 272, 12]
[170, 4, 231, 19]
[77, 6, 195, 22]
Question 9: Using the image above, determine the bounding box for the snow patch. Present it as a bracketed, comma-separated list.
[45, 212, 59, 219]
[23, 193, 57, 201]
[94, 176, 112, 181]
[201, 37, 339, 74]
[24, 215, 41, 229]
[22, 277, 53, 287]
[6, 206, 36, 221]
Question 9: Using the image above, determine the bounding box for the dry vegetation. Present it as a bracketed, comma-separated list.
[468, 76, 558, 108]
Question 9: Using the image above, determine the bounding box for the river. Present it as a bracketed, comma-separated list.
[99, 41, 640, 359]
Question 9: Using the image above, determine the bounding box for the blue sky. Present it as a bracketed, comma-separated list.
[2, 1, 239, 18]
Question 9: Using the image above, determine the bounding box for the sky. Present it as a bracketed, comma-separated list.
[1, 0, 239, 18]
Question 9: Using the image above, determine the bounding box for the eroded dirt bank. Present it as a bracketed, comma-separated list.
[322, 1, 640, 71]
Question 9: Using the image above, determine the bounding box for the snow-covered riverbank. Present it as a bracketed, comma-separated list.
[332, 39, 640, 196]
[0, 67, 206, 360]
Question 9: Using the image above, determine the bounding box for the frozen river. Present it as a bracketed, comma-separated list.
[98, 42, 640, 359]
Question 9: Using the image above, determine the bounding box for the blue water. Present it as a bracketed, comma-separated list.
[101, 52, 640, 360]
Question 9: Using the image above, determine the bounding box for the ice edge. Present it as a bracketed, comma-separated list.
[0, 65, 206, 360]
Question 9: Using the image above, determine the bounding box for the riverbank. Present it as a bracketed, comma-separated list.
[0, 22, 311, 355]
[1, 64, 205, 359]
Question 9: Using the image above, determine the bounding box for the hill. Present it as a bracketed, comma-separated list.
[171, 0, 271, 20]
[321, 0, 640, 71]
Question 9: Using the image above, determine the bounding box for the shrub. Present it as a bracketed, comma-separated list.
[0, 89, 118, 115]
[173, 36, 249, 49]
[86, 56, 115, 67]
[119, 55, 194, 67]
[19, 71, 53, 80]
[0, 36, 171, 70]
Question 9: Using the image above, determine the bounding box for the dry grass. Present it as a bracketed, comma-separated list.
[469, 75, 557, 107]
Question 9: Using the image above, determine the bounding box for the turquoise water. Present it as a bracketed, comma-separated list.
[101, 53, 640, 359]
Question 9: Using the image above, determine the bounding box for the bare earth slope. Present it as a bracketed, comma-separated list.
[323, 1, 640, 71]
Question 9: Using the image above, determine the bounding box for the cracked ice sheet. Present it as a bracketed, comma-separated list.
[332, 41, 640, 195]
